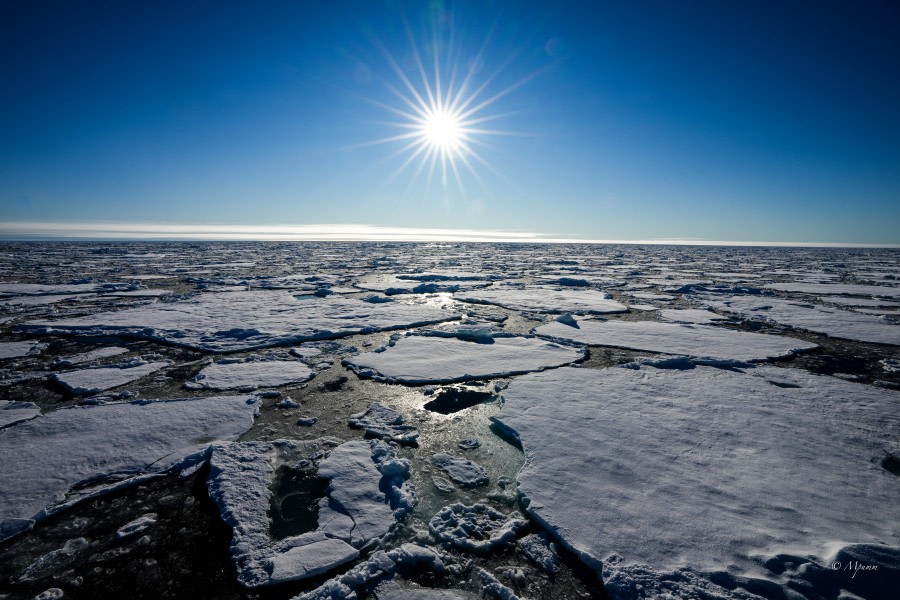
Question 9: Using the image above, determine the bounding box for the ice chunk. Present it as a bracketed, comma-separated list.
[518, 532, 560, 574]
[536, 319, 817, 362]
[0, 282, 141, 296]
[704, 295, 900, 345]
[493, 366, 900, 587]
[456, 286, 627, 315]
[766, 282, 900, 298]
[0, 395, 258, 540]
[53, 360, 171, 394]
[0, 400, 40, 428]
[0, 341, 47, 360]
[348, 403, 419, 444]
[115, 513, 157, 539]
[344, 335, 584, 384]
[430, 454, 489, 488]
[191, 359, 313, 390]
[429, 503, 526, 552]
[20, 291, 459, 353]
[658, 308, 728, 324]
[207, 439, 414, 587]
[52, 346, 129, 367]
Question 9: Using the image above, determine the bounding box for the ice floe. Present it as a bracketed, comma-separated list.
[53, 359, 171, 394]
[207, 439, 414, 587]
[493, 366, 900, 591]
[456, 286, 628, 315]
[535, 318, 817, 362]
[430, 454, 489, 488]
[52, 346, 129, 367]
[348, 403, 419, 444]
[344, 334, 584, 384]
[704, 295, 900, 345]
[0, 400, 40, 428]
[189, 359, 313, 390]
[20, 291, 459, 352]
[0, 341, 47, 360]
[0, 395, 258, 541]
[429, 503, 526, 552]
[657, 308, 728, 324]
[766, 282, 900, 298]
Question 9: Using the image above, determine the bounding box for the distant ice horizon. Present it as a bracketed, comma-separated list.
[0, 221, 898, 248]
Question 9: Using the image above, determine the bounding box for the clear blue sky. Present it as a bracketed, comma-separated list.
[1, 0, 898, 244]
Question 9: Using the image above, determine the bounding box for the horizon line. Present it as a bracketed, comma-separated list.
[0, 222, 898, 248]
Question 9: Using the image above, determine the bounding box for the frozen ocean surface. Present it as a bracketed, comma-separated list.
[0, 241, 898, 600]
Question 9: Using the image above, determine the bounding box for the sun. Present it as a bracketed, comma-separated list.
[420, 108, 464, 153]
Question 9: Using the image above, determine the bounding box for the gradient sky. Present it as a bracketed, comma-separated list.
[1, 0, 898, 244]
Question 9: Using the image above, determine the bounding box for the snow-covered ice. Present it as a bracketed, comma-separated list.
[53, 360, 171, 394]
[0, 400, 40, 428]
[430, 454, 489, 488]
[348, 403, 419, 444]
[207, 439, 414, 587]
[657, 308, 728, 324]
[455, 286, 628, 315]
[429, 503, 526, 552]
[0, 395, 259, 541]
[704, 295, 900, 345]
[344, 334, 584, 384]
[0, 341, 47, 360]
[535, 318, 817, 362]
[493, 366, 900, 583]
[190, 359, 313, 390]
[766, 282, 900, 298]
[19, 291, 459, 352]
[52, 346, 129, 367]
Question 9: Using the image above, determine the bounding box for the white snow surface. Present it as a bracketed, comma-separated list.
[207, 439, 414, 587]
[0, 395, 258, 539]
[19, 291, 459, 352]
[0, 341, 47, 360]
[455, 286, 628, 315]
[344, 334, 584, 384]
[704, 295, 900, 345]
[493, 366, 900, 580]
[53, 360, 171, 394]
[766, 282, 900, 298]
[658, 308, 728, 324]
[192, 359, 313, 390]
[0, 401, 40, 428]
[535, 319, 817, 362]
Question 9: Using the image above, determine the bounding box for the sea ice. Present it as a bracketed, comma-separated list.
[658, 308, 728, 324]
[704, 295, 900, 345]
[190, 359, 313, 390]
[0, 341, 47, 360]
[535, 318, 816, 362]
[429, 503, 526, 552]
[430, 454, 489, 488]
[207, 439, 414, 587]
[0, 400, 40, 428]
[766, 282, 900, 298]
[456, 286, 628, 315]
[53, 360, 172, 394]
[344, 334, 584, 384]
[19, 291, 459, 353]
[348, 403, 419, 444]
[493, 366, 900, 588]
[0, 395, 259, 541]
[52, 346, 129, 367]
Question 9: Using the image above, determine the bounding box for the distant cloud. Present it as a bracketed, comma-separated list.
[0, 222, 896, 247]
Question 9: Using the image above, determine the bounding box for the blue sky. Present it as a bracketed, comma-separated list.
[1, 0, 898, 244]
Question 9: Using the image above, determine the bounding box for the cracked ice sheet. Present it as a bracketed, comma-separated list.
[454, 286, 628, 315]
[191, 359, 313, 390]
[0, 395, 258, 540]
[766, 282, 900, 298]
[207, 439, 413, 587]
[19, 291, 459, 353]
[0, 401, 40, 428]
[0, 283, 141, 296]
[703, 295, 900, 345]
[344, 335, 584, 384]
[53, 360, 171, 394]
[535, 319, 816, 362]
[493, 366, 900, 582]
